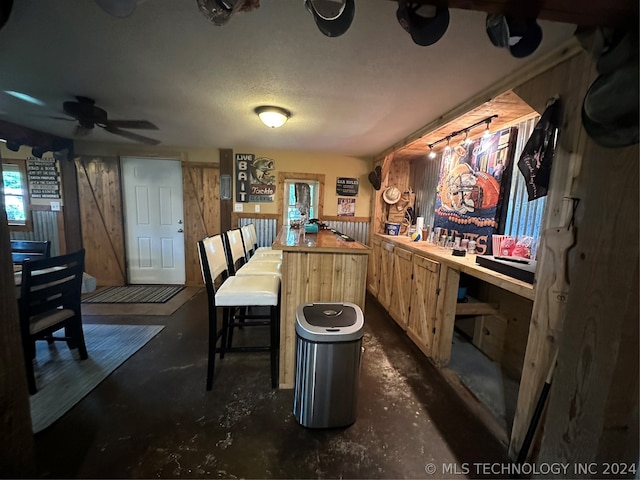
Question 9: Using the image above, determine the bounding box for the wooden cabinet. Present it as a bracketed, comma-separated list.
[389, 247, 413, 330]
[367, 236, 381, 296]
[378, 241, 395, 311]
[407, 254, 441, 357]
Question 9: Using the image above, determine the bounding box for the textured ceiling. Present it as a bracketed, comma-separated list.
[0, 0, 575, 158]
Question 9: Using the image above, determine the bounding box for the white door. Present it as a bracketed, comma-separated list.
[122, 157, 185, 285]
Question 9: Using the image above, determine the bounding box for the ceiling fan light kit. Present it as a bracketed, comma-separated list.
[61, 96, 160, 145]
[255, 106, 291, 128]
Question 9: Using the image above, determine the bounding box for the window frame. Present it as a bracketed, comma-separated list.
[2, 158, 32, 232]
[277, 172, 325, 231]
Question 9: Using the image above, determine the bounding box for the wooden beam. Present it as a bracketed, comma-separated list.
[536, 137, 639, 467]
[219, 149, 233, 232]
[0, 166, 35, 475]
[60, 152, 82, 253]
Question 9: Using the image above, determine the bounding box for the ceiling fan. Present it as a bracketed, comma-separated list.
[61, 96, 160, 145]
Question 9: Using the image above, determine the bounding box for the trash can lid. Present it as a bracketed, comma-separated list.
[295, 302, 364, 342]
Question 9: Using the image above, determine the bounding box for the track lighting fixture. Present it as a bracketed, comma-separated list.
[426, 114, 498, 155]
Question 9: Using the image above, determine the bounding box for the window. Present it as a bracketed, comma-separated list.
[2, 159, 31, 230]
[284, 179, 319, 226]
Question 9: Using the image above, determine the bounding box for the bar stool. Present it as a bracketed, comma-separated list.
[224, 229, 282, 278]
[240, 224, 281, 263]
[198, 235, 280, 389]
[248, 223, 282, 258]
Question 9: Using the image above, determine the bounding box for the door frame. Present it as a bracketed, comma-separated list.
[120, 156, 185, 285]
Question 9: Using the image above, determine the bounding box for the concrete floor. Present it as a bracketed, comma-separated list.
[33, 291, 510, 479]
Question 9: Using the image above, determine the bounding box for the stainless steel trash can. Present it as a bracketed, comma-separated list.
[293, 302, 364, 428]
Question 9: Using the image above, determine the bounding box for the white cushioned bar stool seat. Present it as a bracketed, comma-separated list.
[236, 261, 282, 278]
[247, 223, 277, 254]
[198, 234, 280, 390]
[241, 224, 282, 261]
[225, 228, 282, 276]
[216, 275, 279, 306]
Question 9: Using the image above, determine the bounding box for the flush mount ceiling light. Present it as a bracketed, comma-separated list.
[255, 106, 291, 128]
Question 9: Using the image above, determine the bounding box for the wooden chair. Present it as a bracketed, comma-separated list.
[198, 235, 280, 389]
[18, 249, 87, 394]
[11, 240, 52, 264]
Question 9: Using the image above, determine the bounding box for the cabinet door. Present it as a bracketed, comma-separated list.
[407, 254, 440, 357]
[389, 247, 413, 330]
[378, 241, 395, 311]
[367, 237, 382, 296]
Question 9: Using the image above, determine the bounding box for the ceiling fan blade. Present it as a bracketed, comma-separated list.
[103, 125, 160, 145]
[104, 119, 158, 130]
[94, 0, 137, 17]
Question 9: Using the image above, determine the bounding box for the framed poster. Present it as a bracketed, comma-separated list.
[433, 127, 517, 255]
[337, 197, 355, 216]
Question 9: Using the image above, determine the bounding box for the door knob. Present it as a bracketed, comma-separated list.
[178, 220, 183, 224]
[177, 228, 184, 233]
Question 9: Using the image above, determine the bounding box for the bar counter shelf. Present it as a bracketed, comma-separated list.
[272, 226, 370, 388]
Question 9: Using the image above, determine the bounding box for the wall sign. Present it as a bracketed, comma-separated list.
[249, 157, 276, 202]
[27, 157, 61, 199]
[235, 153, 276, 203]
[336, 177, 359, 196]
[235, 153, 252, 202]
[338, 197, 355, 216]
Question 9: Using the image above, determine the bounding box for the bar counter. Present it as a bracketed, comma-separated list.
[272, 227, 370, 388]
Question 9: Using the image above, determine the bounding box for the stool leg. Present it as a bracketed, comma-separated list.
[270, 304, 279, 388]
[206, 308, 216, 390]
[220, 307, 230, 359]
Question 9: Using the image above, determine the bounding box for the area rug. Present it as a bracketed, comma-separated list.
[82, 285, 184, 304]
[30, 323, 164, 433]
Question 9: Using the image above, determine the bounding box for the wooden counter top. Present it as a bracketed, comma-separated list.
[375, 234, 535, 300]
[272, 227, 370, 254]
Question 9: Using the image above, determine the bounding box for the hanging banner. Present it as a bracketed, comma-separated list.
[336, 177, 359, 196]
[433, 128, 517, 255]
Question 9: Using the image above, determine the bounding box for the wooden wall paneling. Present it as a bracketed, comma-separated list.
[472, 314, 507, 363]
[473, 282, 534, 377]
[279, 252, 305, 388]
[278, 250, 368, 388]
[537, 136, 639, 467]
[183, 162, 220, 285]
[508, 50, 597, 459]
[0, 184, 34, 475]
[76, 156, 126, 286]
